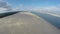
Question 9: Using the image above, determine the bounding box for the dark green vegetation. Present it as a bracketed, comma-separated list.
[0, 11, 19, 18]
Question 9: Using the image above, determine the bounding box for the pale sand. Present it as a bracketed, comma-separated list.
[0, 12, 60, 34]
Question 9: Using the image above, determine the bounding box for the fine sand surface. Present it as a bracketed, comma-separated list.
[0, 12, 60, 34]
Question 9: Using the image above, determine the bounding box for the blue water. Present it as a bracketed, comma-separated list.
[31, 12, 60, 29]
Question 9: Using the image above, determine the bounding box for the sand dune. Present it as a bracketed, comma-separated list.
[0, 12, 60, 34]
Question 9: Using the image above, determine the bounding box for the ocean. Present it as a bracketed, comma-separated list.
[31, 12, 60, 29]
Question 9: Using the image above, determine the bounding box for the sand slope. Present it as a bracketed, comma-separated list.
[0, 12, 60, 34]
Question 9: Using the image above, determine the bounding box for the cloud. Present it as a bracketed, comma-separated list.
[12, 2, 60, 14]
[0, 8, 7, 11]
[13, 5, 60, 12]
[31, 6, 60, 12]
[0, 0, 12, 13]
[13, 4, 34, 11]
[12, 4, 23, 11]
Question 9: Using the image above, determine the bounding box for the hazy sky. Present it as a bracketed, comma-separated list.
[4, 0, 60, 7]
[0, 0, 60, 11]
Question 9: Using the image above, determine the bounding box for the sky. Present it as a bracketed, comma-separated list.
[0, 0, 60, 12]
[4, 0, 60, 7]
